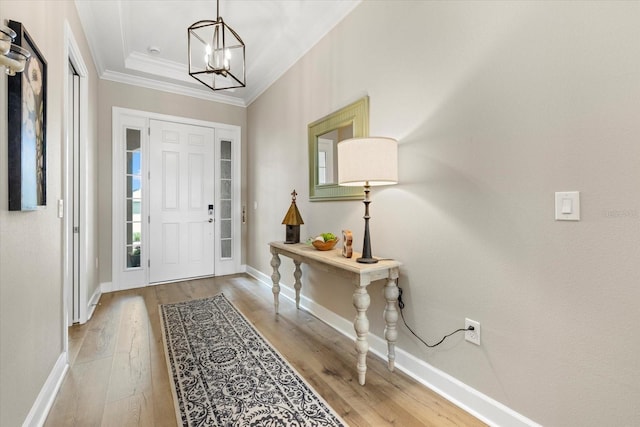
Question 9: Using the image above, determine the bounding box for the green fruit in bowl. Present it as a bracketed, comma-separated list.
[321, 232, 336, 242]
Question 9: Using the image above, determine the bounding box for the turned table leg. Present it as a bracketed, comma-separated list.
[293, 260, 302, 309]
[383, 268, 400, 371]
[270, 249, 281, 314]
[353, 284, 371, 386]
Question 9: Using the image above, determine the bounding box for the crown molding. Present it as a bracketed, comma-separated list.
[124, 52, 194, 85]
[100, 69, 247, 107]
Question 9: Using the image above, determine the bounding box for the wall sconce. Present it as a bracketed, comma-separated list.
[281, 189, 304, 244]
[0, 24, 30, 76]
[338, 137, 398, 263]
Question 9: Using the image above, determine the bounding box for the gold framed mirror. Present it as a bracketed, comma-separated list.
[308, 96, 369, 201]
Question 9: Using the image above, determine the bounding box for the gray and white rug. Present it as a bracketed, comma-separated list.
[160, 294, 346, 426]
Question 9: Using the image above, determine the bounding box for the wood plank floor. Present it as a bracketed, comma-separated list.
[45, 274, 486, 427]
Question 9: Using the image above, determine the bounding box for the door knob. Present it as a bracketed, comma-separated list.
[208, 218, 214, 223]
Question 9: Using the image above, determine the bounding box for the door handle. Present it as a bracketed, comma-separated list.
[208, 218, 214, 223]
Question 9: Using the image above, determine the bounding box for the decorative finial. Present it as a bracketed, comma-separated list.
[291, 189, 298, 202]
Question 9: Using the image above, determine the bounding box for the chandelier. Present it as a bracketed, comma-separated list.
[188, 0, 246, 91]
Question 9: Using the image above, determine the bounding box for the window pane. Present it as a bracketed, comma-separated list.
[221, 219, 231, 239]
[221, 239, 231, 258]
[127, 151, 141, 175]
[221, 200, 231, 219]
[126, 176, 141, 198]
[132, 199, 141, 215]
[221, 140, 231, 160]
[221, 179, 231, 199]
[221, 159, 231, 179]
[126, 245, 141, 268]
[126, 222, 133, 244]
[126, 128, 141, 151]
[126, 199, 133, 221]
[130, 223, 141, 245]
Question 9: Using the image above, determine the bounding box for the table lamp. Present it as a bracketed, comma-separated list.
[338, 137, 398, 263]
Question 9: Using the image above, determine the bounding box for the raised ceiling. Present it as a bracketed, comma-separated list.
[75, 0, 361, 107]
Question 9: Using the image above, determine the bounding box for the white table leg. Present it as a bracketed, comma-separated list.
[383, 268, 400, 371]
[270, 249, 281, 314]
[293, 260, 302, 309]
[353, 284, 371, 386]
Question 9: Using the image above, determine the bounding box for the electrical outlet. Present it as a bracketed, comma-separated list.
[465, 318, 481, 345]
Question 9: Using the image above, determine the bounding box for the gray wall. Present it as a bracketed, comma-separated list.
[0, 1, 99, 425]
[246, 1, 640, 426]
[97, 80, 248, 286]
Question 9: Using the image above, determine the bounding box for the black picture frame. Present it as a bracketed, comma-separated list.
[7, 20, 47, 211]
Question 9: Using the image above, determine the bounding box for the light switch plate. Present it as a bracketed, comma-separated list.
[555, 191, 580, 221]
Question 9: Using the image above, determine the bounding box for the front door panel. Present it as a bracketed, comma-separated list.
[149, 120, 215, 283]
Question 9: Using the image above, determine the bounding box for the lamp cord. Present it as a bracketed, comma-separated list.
[397, 284, 473, 348]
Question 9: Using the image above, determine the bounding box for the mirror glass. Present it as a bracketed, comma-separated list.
[308, 96, 368, 201]
[316, 124, 353, 185]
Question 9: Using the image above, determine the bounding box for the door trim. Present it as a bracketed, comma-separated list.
[63, 21, 89, 334]
[112, 107, 242, 290]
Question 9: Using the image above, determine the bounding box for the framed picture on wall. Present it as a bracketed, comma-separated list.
[7, 20, 47, 211]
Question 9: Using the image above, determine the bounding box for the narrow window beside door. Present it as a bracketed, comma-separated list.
[126, 128, 142, 269]
[220, 140, 232, 259]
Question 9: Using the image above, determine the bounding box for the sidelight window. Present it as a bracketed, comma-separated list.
[220, 140, 232, 259]
[125, 128, 142, 269]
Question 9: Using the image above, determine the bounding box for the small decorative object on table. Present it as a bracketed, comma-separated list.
[311, 232, 339, 251]
[281, 189, 304, 243]
[342, 229, 353, 258]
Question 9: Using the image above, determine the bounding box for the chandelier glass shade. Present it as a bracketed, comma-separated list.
[188, 1, 245, 91]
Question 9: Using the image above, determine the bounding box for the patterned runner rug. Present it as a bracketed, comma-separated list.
[160, 294, 346, 426]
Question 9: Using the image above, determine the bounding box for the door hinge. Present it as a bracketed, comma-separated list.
[148, 215, 150, 224]
[148, 259, 150, 267]
[73, 226, 79, 233]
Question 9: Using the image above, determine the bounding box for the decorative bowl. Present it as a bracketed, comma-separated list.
[312, 238, 339, 251]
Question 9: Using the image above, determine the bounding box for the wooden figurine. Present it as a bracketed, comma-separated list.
[342, 229, 353, 258]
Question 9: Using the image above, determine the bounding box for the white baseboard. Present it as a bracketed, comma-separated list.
[86, 286, 102, 321]
[100, 281, 113, 293]
[22, 352, 69, 427]
[245, 266, 540, 427]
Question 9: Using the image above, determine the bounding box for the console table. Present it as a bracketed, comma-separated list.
[268, 241, 401, 386]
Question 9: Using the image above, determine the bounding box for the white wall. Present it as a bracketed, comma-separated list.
[97, 80, 248, 287]
[247, 1, 640, 426]
[0, 1, 99, 425]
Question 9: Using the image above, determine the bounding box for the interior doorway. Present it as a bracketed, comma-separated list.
[68, 61, 80, 324]
[64, 23, 90, 329]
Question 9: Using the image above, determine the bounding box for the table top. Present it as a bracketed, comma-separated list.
[269, 241, 401, 275]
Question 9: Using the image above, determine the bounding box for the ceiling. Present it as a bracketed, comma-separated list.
[74, 0, 361, 107]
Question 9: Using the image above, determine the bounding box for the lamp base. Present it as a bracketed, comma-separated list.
[357, 183, 378, 264]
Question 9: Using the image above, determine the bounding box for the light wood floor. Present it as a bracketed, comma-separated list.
[44, 274, 486, 427]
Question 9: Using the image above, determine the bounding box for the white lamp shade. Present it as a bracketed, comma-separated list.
[338, 137, 398, 186]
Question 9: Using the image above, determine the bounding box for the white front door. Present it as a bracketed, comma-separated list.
[149, 120, 215, 283]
